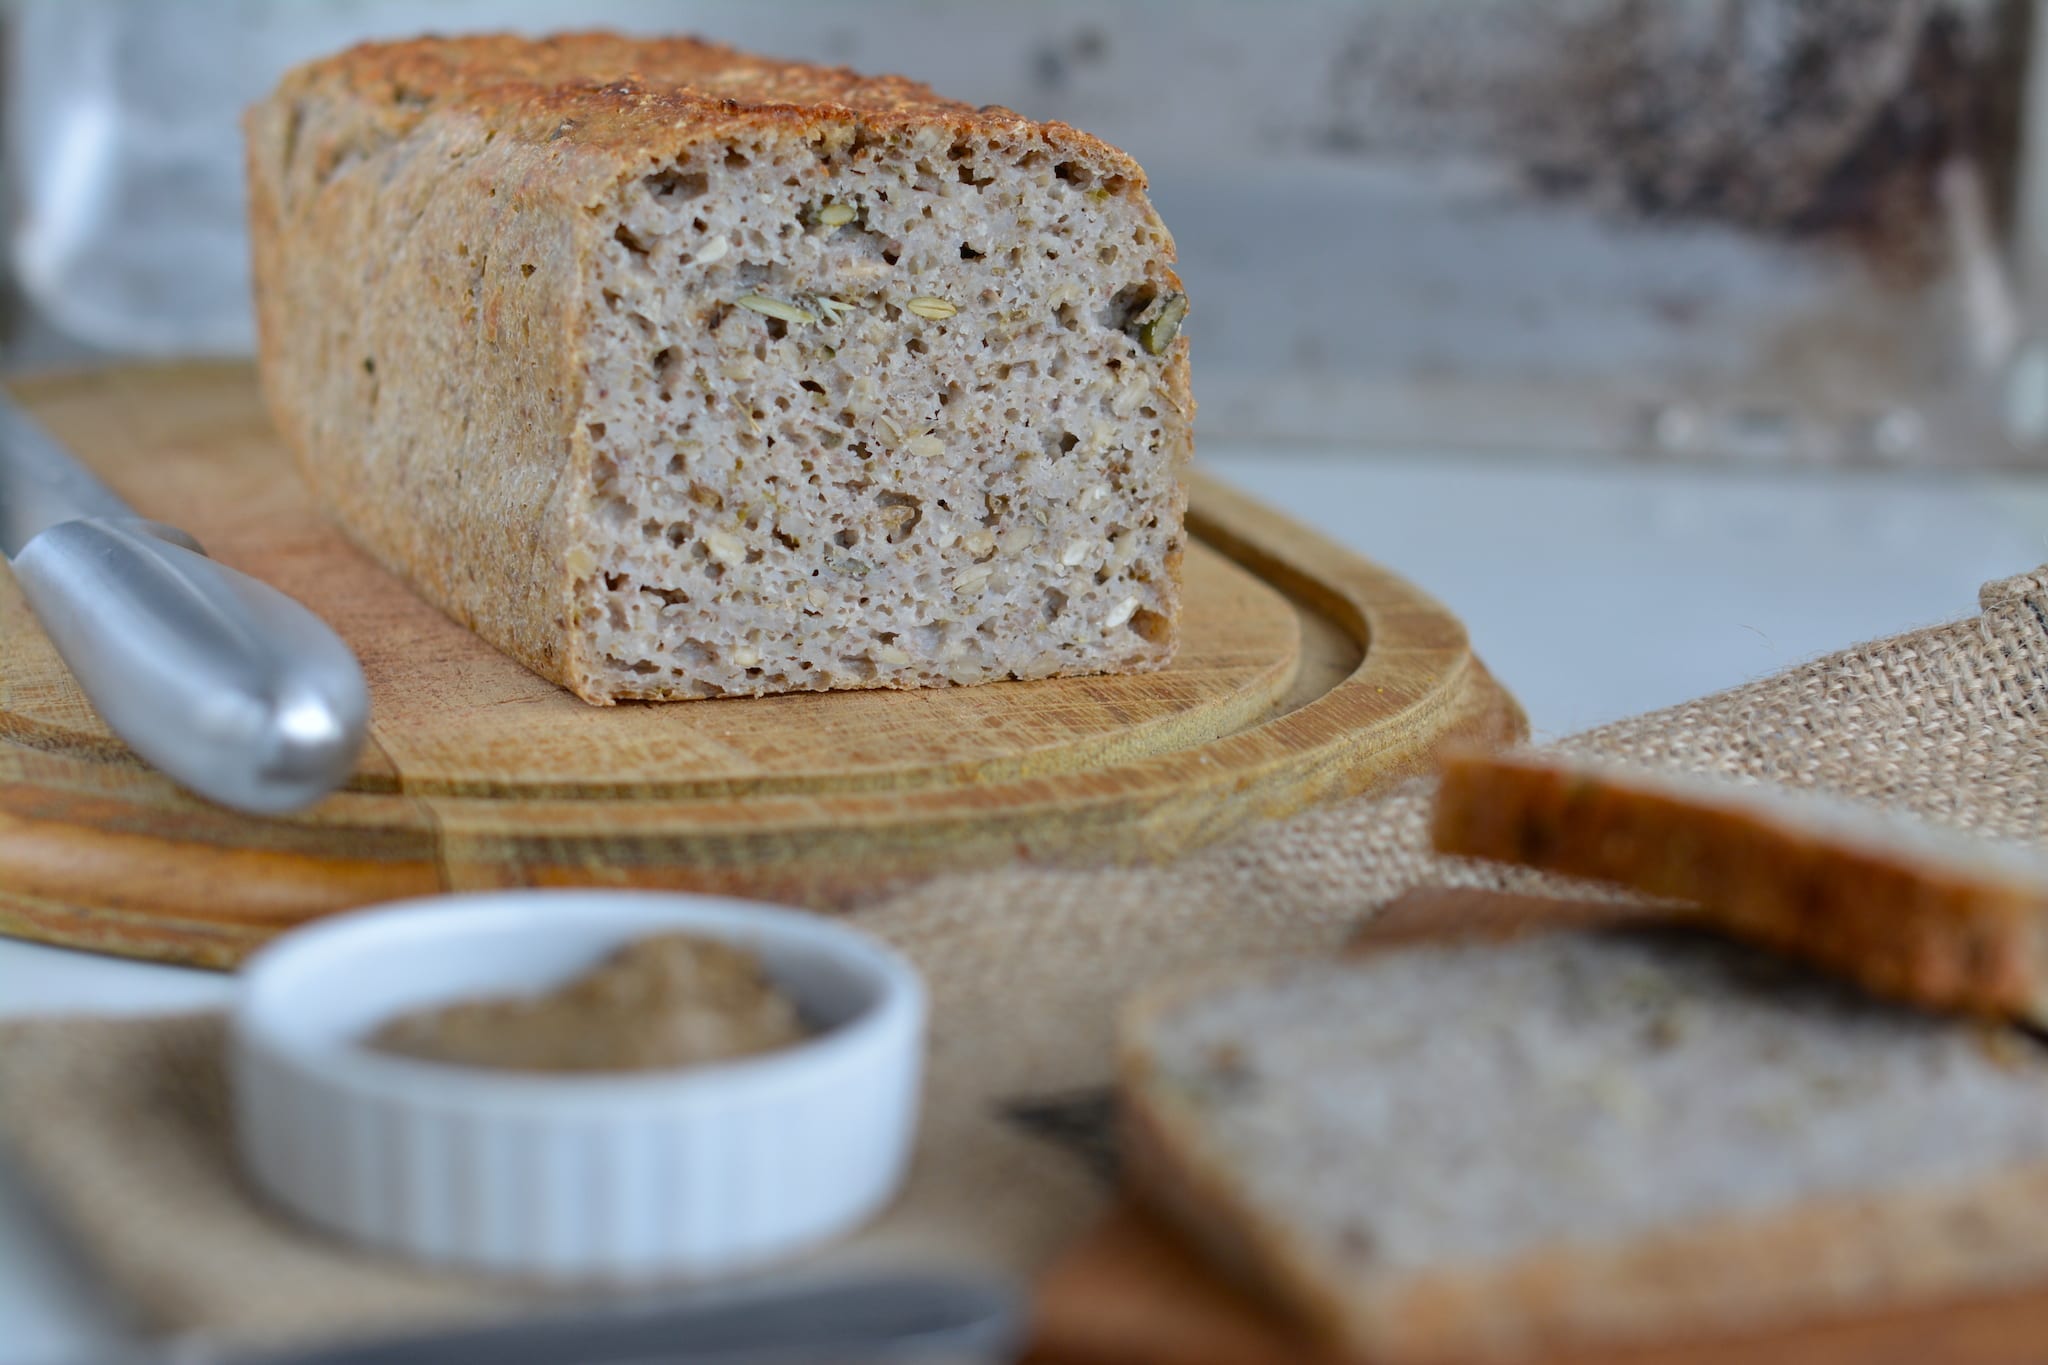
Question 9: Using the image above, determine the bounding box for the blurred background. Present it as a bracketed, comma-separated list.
[6, 0, 2048, 469]
[3, 0, 2048, 742]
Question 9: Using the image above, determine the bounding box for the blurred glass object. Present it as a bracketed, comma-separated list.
[3, 0, 2043, 467]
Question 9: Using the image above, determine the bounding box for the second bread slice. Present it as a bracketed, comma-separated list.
[1432, 750, 2048, 1022]
[1123, 928, 2048, 1362]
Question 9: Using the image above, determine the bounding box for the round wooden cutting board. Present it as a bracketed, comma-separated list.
[0, 365, 1523, 967]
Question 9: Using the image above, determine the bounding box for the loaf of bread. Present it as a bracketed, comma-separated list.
[1123, 927, 2048, 1362]
[1432, 749, 2048, 1021]
[245, 34, 1190, 703]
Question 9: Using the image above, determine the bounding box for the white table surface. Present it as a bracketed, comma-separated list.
[3, 448, 2046, 1363]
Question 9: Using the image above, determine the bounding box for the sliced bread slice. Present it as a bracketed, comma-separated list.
[1121, 927, 2048, 1362]
[1431, 749, 2048, 1021]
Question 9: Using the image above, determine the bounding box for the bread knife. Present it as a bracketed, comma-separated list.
[0, 391, 367, 814]
[142, 1271, 1022, 1365]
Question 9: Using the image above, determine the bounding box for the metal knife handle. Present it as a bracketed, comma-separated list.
[0, 396, 137, 553]
[10, 516, 368, 814]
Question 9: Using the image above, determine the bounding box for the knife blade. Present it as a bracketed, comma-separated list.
[0, 391, 368, 814]
[148, 1271, 1023, 1365]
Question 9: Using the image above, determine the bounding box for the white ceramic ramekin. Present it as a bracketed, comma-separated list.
[231, 890, 925, 1281]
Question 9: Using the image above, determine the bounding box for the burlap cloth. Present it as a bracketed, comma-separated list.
[4, 568, 2046, 1350]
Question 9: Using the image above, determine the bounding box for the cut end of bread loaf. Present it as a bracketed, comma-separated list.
[573, 121, 1185, 700]
[246, 34, 1192, 705]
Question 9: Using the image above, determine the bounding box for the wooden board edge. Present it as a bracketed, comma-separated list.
[0, 433, 1523, 966]
[418, 475, 1526, 903]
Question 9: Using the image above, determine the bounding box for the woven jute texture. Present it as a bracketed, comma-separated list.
[3, 568, 2044, 1350]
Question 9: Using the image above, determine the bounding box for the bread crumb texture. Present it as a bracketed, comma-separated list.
[247, 33, 1191, 702]
[1146, 932, 2048, 1268]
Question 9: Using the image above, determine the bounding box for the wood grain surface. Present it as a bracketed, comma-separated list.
[0, 365, 1522, 967]
[1032, 889, 2048, 1365]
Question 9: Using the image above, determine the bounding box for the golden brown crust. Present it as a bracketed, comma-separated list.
[272, 32, 1142, 178]
[1430, 749, 2048, 1022]
[247, 33, 1186, 702]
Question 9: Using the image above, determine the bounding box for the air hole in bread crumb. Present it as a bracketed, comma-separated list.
[1130, 608, 1170, 644]
[646, 167, 709, 200]
[665, 523, 692, 547]
[724, 149, 751, 169]
[882, 247, 901, 266]
[613, 224, 650, 256]
[835, 528, 860, 548]
[520, 262, 536, 277]
[1044, 588, 1068, 621]
[586, 422, 606, 440]
[876, 491, 923, 543]
[960, 243, 984, 260]
[799, 379, 826, 394]
[1054, 161, 1092, 188]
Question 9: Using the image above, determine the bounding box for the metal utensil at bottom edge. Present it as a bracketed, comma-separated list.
[145, 1271, 1024, 1365]
[0, 392, 366, 814]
